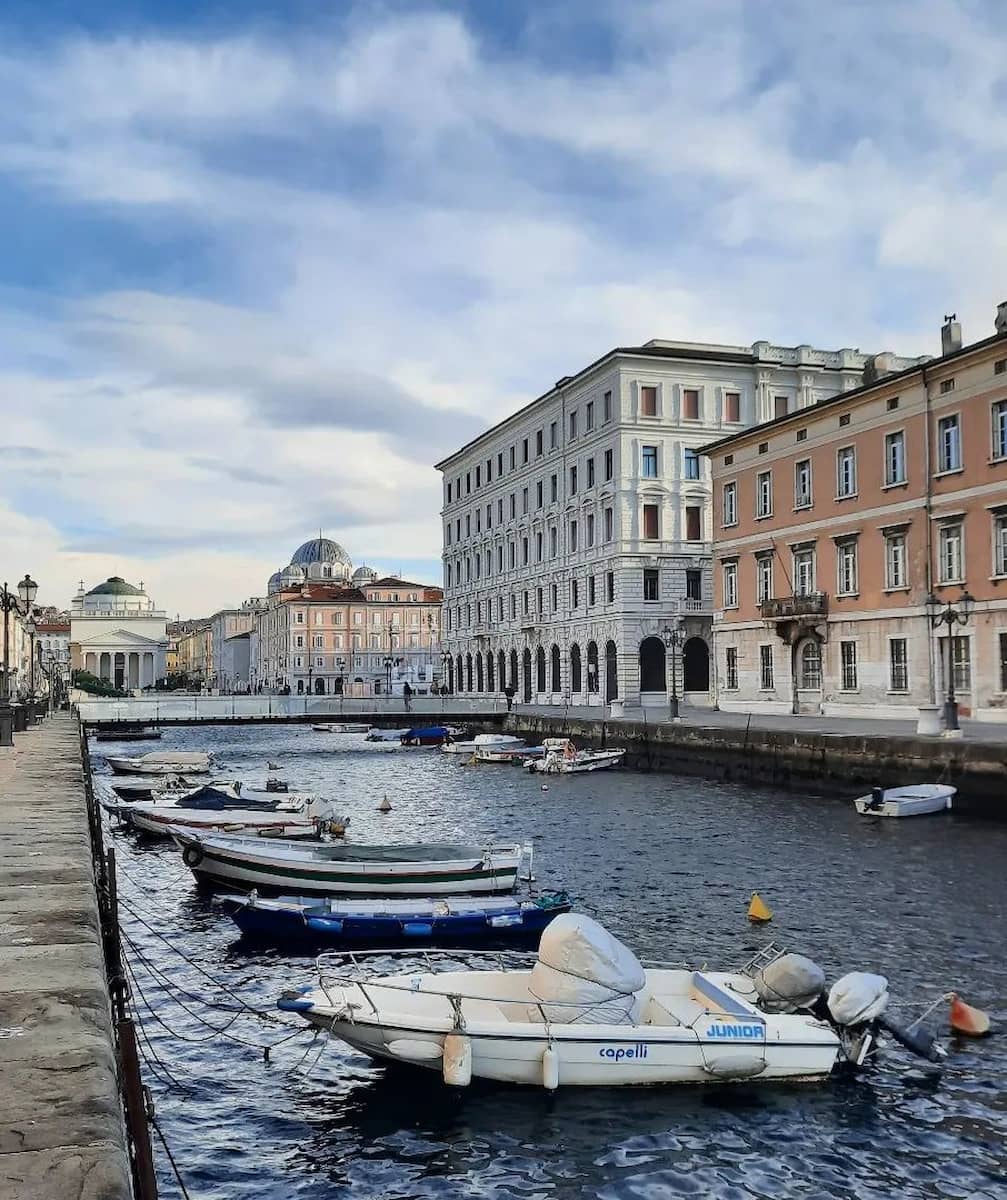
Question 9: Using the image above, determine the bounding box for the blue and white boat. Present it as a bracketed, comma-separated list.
[221, 891, 571, 944]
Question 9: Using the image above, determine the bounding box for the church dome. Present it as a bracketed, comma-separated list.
[290, 538, 352, 570]
[267, 571, 282, 594]
[352, 564, 378, 583]
[86, 576, 144, 597]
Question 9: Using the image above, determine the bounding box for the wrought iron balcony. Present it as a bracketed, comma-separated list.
[760, 591, 828, 620]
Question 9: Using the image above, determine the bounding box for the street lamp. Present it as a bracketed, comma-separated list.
[661, 620, 684, 722]
[382, 655, 393, 696]
[441, 650, 452, 694]
[336, 656, 346, 694]
[925, 590, 975, 732]
[1, 575, 39, 745]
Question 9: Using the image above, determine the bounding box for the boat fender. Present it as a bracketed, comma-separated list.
[702, 1054, 767, 1080]
[305, 916, 344, 934]
[277, 987, 315, 1013]
[386, 1038, 443, 1062]
[182, 844, 204, 868]
[402, 921, 434, 937]
[542, 1046, 560, 1090]
[442, 1033, 472, 1086]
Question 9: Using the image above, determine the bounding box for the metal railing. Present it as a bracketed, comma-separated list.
[760, 591, 828, 620]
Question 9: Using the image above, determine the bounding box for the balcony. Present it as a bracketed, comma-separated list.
[760, 591, 828, 621]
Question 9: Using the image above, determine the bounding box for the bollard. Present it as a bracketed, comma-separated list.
[12, 703, 27, 733]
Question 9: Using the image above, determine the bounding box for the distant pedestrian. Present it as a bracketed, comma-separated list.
[504, 685, 515, 712]
[402, 681, 413, 712]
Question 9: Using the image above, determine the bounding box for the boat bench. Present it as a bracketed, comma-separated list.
[691, 972, 763, 1020]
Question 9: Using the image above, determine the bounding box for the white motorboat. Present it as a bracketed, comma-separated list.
[312, 723, 371, 733]
[476, 745, 544, 764]
[364, 728, 411, 742]
[114, 783, 334, 837]
[171, 831, 527, 896]
[106, 750, 213, 776]
[527, 739, 625, 774]
[278, 914, 941, 1089]
[854, 784, 956, 817]
[442, 733, 526, 756]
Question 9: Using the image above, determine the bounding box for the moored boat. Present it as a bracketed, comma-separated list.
[443, 733, 526, 756]
[109, 775, 190, 801]
[854, 784, 956, 817]
[400, 726, 454, 747]
[312, 723, 371, 733]
[106, 750, 213, 776]
[95, 726, 162, 742]
[171, 830, 526, 896]
[222, 890, 571, 944]
[527, 739, 625, 774]
[365, 728, 411, 742]
[114, 783, 334, 837]
[476, 745, 544, 764]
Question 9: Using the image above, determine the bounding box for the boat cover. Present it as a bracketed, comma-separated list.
[529, 913, 646, 1025]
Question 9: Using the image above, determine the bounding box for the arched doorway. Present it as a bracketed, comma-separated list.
[314, 677, 325, 694]
[550, 644, 561, 693]
[509, 649, 519, 690]
[486, 653, 495, 692]
[682, 638, 710, 692]
[465, 653, 473, 692]
[536, 646, 546, 694]
[570, 643, 582, 694]
[456, 654, 464, 692]
[476, 653, 484, 692]
[586, 641, 599, 694]
[498, 650, 506, 692]
[113, 653, 126, 691]
[799, 638, 822, 689]
[521, 648, 532, 703]
[639, 637, 666, 693]
[605, 640, 618, 701]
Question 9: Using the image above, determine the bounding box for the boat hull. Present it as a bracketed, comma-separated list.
[107, 756, 211, 776]
[129, 808, 318, 837]
[854, 785, 955, 817]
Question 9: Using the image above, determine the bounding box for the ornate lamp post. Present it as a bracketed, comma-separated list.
[925, 590, 975, 732]
[661, 619, 683, 722]
[336, 656, 346, 694]
[441, 650, 452, 694]
[383, 655, 393, 696]
[1, 574, 39, 746]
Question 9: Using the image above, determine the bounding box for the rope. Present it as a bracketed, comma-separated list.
[151, 1115, 194, 1200]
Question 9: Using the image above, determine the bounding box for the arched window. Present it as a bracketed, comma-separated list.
[476, 653, 484, 692]
[800, 639, 822, 689]
[521, 648, 532, 702]
[586, 641, 599, 693]
[570, 643, 582, 693]
[498, 650, 507, 691]
[639, 636, 666, 692]
[550, 644, 561, 693]
[536, 646, 547, 693]
[456, 654, 464, 692]
[509, 649, 519, 690]
[486, 652, 495, 692]
[605, 640, 618, 701]
[465, 653, 473, 692]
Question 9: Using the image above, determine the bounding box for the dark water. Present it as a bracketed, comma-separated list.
[92, 725, 1007, 1199]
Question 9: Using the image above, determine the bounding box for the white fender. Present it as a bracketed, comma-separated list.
[542, 1046, 560, 1090]
[442, 1033, 472, 1086]
[385, 1039, 443, 1062]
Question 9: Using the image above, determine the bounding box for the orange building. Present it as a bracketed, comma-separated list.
[703, 309, 1007, 727]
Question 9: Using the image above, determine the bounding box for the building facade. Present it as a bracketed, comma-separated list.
[255, 538, 443, 695]
[69, 577, 169, 689]
[35, 618, 71, 698]
[436, 337, 926, 707]
[208, 601, 264, 691]
[704, 309, 1007, 723]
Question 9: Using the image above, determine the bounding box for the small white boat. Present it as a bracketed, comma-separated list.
[476, 745, 544, 764]
[122, 783, 334, 837]
[106, 750, 213, 776]
[312, 723, 371, 733]
[364, 728, 411, 742]
[854, 784, 955, 818]
[278, 915, 940, 1089]
[442, 733, 526, 756]
[527, 739, 625, 775]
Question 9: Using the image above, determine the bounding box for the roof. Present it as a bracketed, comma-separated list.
[86, 576, 143, 597]
[290, 537, 351, 567]
[368, 577, 440, 591]
[34, 622, 70, 633]
[699, 328, 1007, 457]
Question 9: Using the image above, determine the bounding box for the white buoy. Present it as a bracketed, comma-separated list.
[378, 794, 392, 812]
[442, 1032, 472, 1086]
[542, 1046, 559, 1090]
[541, 784, 549, 791]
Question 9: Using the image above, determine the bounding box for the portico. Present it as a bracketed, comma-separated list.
[69, 576, 169, 691]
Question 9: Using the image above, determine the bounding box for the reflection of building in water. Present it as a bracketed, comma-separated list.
[69, 577, 169, 690]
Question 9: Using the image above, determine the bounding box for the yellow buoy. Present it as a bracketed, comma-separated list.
[950, 994, 990, 1036]
[748, 892, 773, 923]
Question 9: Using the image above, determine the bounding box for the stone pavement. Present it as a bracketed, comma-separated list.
[0, 715, 130, 1199]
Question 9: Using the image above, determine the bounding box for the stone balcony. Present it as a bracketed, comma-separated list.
[760, 591, 828, 621]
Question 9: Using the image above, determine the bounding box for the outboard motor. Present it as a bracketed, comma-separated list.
[827, 972, 944, 1065]
[866, 785, 885, 811]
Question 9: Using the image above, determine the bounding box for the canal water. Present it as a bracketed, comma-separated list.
[93, 725, 1007, 1199]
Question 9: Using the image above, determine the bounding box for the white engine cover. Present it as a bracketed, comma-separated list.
[828, 972, 890, 1026]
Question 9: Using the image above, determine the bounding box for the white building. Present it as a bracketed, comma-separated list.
[436, 337, 927, 708]
[208, 599, 265, 691]
[70, 577, 169, 690]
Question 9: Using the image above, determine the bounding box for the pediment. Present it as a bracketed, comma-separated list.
[77, 629, 165, 648]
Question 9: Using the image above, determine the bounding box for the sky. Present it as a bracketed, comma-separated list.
[1, 0, 1006, 616]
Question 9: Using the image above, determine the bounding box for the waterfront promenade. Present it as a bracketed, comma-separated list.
[0, 716, 130, 1200]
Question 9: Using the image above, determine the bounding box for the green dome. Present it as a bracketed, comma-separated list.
[86, 576, 143, 597]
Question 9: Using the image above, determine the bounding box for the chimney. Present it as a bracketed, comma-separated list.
[941, 313, 962, 356]
[996, 301, 1007, 335]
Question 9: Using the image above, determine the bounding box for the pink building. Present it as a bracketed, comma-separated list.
[704, 309, 1007, 726]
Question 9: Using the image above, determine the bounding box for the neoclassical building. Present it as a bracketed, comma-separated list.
[254, 537, 443, 695]
[69, 577, 169, 689]
[436, 335, 927, 707]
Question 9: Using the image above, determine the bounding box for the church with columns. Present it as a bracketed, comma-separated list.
[69, 576, 169, 690]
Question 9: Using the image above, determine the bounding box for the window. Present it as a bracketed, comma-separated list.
[725, 647, 738, 689]
[641, 385, 657, 416]
[604, 507, 613, 541]
[887, 397, 899, 412]
[685, 569, 701, 601]
[550, 421, 557, 449]
[800, 640, 821, 689]
[796, 428, 807, 442]
[759, 645, 774, 690]
[475, 465, 481, 487]
[756, 471, 773, 518]
[536, 480, 543, 509]
[486, 458, 492, 482]
[840, 641, 858, 690]
[722, 561, 738, 608]
[937, 414, 961, 471]
[940, 378, 955, 394]
[586, 513, 595, 547]
[643, 504, 660, 540]
[794, 459, 812, 508]
[295, 612, 304, 624]
[756, 556, 773, 603]
[1000, 632, 1007, 691]
[992, 400, 1007, 460]
[551, 583, 558, 612]
[794, 548, 815, 596]
[885, 531, 907, 589]
[643, 568, 659, 601]
[839, 413, 851, 428]
[466, 471, 471, 495]
[684, 448, 700, 480]
[641, 445, 658, 478]
[683, 389, 699, 420]
[685, 506, 701, 541]
[604, 449, 613, 480]
[497, 452, 504, 475]
[837, 540, 859, 595]
[938, 522, 963, 583]
[588, 576, 596, 606]
[884, 431, 906, 485]
[509, 493, 516, 518]
[569, 411, 578, 439]
[569, 466, 578, 495]
[536, 531, 543, 561]
[758, 442, 768, 455]
[724, 454, 733, 465]
[951, 635, 971, 691]
[725, 392, 740, 423]
[522, 536, 529, 565]
[836, 446, 857, 497]
[571, 579, 579, 608]
[522, 438, 529, 464]
[603, 390, 612, 422]
[295, 634, 304, 648]
[536, 429, 543, 456]
[587, 458, 595, 487]
[994, 513, 1007, 577]
[570, 520, 578, 551]
[550, 473, 558, 503]
[723, 481, 738, 527]
[889, 639, 908, 691]
[606, 571, 615, 602]
[550, 526, 558, 557]
[586, 401, 594, 430]
[996, 360, 1007, 376]
[522, 488, 529, 514]
[774, 395, 788, 419]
